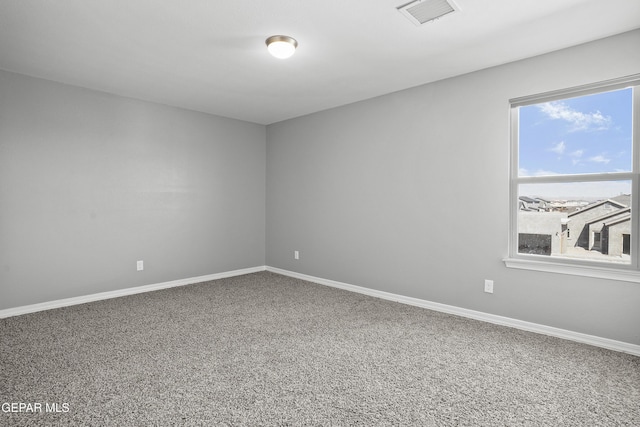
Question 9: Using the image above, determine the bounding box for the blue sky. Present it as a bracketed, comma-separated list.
[519, 87, 632, 177]
[518, 87, 633, 200]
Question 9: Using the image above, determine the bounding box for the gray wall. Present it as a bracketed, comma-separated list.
[0, 70, 266, 309]
[266, 30, 640, 345]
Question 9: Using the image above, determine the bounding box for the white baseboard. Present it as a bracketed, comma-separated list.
[266, 266, 640, 357]
[0, 266, 266, 319]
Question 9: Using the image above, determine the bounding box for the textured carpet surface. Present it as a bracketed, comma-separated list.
[1, 271, 639, 426]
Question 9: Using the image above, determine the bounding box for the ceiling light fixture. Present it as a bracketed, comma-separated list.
[266, 35, 298, 59]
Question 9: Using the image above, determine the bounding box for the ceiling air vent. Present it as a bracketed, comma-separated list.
[397, 0, 458, 26]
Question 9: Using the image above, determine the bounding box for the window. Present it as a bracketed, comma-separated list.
[506, 74, 640, 281]
[624, 234, 631, 255]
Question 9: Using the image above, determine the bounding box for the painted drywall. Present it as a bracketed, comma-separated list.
[266, 29, 640, 345]
[0, 70, 266, 309]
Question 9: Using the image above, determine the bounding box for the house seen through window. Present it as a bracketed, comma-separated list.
[510, 76, 639, 270]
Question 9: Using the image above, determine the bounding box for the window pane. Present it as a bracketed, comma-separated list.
[517, 182, 632, 263]
[518, 88, 632, 177]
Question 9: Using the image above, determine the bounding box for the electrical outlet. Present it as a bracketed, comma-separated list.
[294, 250, 300, 260]
[137, 260, 144, 271]
[484, 279, 493, 294]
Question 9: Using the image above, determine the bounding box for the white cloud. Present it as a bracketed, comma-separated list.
[549, 141, 566, 155]
[533, 169, 560, 177]
[518, 168, 561, 177]
[538, 101, 612, 132]
[588, 155, 611, 164]
[521, 181, 630, 200]
[569, 149, 584, 165]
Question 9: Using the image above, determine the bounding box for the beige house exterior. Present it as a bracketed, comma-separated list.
[567, 198, 630, 256]
[518, 195, 631, 259]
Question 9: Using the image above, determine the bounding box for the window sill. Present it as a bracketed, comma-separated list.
[503, 257, 640, 283]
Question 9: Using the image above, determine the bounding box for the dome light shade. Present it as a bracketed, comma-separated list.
[266, 35, 298, 59]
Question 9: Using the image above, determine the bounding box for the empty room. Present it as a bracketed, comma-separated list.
[1, 0, 639, 425]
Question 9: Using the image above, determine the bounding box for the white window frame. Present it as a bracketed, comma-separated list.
[504, 74, 640, 282]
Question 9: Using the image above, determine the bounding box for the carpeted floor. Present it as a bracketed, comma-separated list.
[1, 271, 639, 426]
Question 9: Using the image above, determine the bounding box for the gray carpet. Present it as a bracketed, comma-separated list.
[1, 271, 639, 426]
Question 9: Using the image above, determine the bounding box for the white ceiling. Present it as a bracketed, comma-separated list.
[0, 0, 638, 125]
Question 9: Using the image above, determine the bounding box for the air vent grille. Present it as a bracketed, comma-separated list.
[398, 0, 457, 26]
